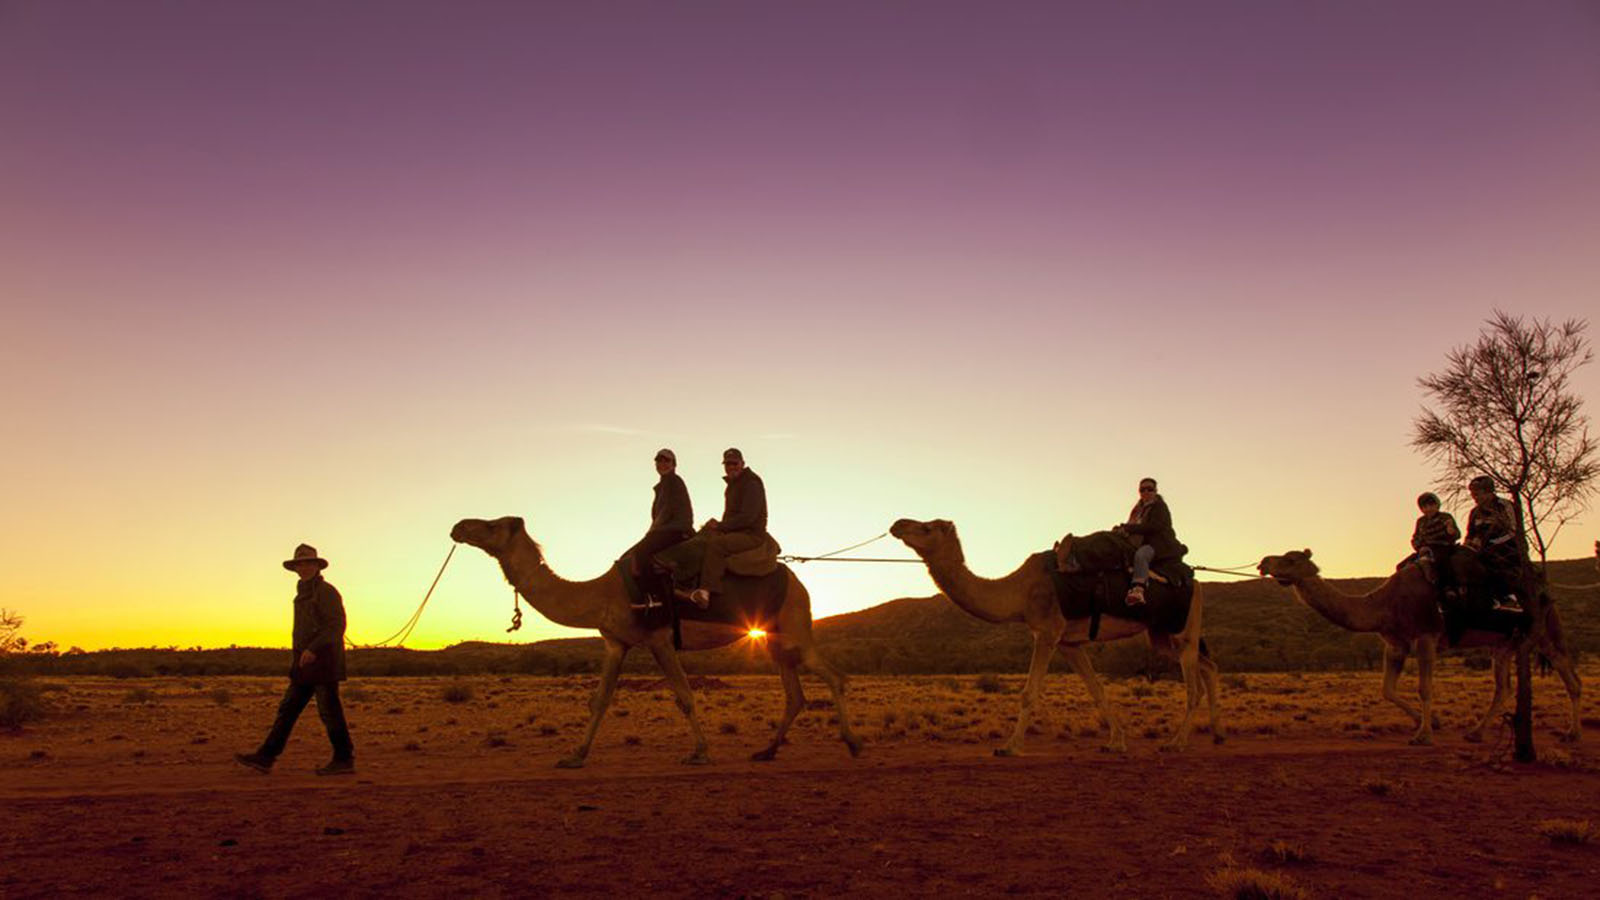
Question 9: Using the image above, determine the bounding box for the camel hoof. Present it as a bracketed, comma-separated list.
[555, 755, 585, 769]
[1160, 741, 1187, 753]
[1408, 733, 1433, 747]
[993, 746, 1020, 758]
[750, 747, 778, 762]
[681, 752, 711, 766]
[1463, 730, 1485, 744]
[1212, 732, 1227, 745]
[845, 738, 864, 758]
[1099, 743, 1127, 755]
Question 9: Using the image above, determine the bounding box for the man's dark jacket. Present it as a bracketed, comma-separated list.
[1123, 495, 1184, 561]
[720, 468, 768, 536]
[650, 471, 694, 534]
[290, 574, 347, 684]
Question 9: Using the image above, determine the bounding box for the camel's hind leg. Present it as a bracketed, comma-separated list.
[558, 638, 628, 768]
[1544, 648, 1583, 744]
[752, 643, 805, 762]
[800, 644, 862, 757]
[998, 624, 1064, 757]
[1061, 645, 1126, 753]
[1198, 652, 1224, 744]
[1380, 641, 1422, 728]
[646, 638, 711, 765]
[1465, 649, 1512, 743]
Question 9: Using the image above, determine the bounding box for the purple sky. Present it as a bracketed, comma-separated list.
[3, 1, 1597, 648]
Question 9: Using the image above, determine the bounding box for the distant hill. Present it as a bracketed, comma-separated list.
[11, 558, 1597, 678]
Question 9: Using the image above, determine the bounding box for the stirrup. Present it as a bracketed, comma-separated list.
[1125, 584, 1147, 605]
[1490, 595, 1523, 612]
[688, 588, 712, 609]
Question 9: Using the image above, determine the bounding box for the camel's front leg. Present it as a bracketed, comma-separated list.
[1380, 641, 1421, 727]
[997, 625, 1062, 757]
[648, 639, 711, 765]
[752, 644, 805, 761]
[558, 638, 628, 768]
[1409, 638, 1437, 745]
[1061, 645, 1125, 753]
[1465, 649, 1512, 743]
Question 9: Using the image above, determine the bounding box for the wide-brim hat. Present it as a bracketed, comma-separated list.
[282, 543, 329, 571]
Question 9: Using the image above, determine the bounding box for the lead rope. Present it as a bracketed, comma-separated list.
[345, 544, 457, 649]
[507, 588, 523, 632]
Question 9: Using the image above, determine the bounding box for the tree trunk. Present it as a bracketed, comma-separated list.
[1513, 644, 1534, 762]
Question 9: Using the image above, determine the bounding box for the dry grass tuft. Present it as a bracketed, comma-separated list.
[1260, 840, 1313, 866]
[208, 688, 232, 706]
[1361, 776, 1395, 797]
[0, 678, 48, 729]
[122, 687, 156, 705]
[1206, 865, 1308, 900]
[974, 673, 1007, 694]
[1535, 818, 1594, 845]
[440, 684, 474, 704]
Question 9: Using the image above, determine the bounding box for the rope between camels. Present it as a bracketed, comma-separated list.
[779, 531, 922, 564]
[345, 544, 457, 649]
[1193, 564, 1265, 578]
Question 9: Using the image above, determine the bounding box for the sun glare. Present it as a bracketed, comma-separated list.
[747, 628, 767, 640]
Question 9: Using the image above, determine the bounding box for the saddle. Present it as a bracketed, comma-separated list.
[620, 562, 790, 647]
[1050, 530, 1194, 639]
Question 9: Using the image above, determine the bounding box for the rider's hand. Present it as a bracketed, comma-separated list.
[299, 649, 317, 668]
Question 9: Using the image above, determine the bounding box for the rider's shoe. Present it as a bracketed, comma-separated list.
[1125, 584, 1147, 606]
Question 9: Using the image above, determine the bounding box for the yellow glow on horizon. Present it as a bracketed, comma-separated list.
[746, 628, 767, 640]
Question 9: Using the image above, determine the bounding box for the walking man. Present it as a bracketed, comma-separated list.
[235, 543, 355, 775]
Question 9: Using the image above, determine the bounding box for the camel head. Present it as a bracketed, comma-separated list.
[450, 516, 528, 558]
[1257, 549, 1318, 586]
[889, 518, 964, 563]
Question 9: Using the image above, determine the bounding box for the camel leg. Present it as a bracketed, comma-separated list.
[1465, 649, 1512, 743]
[557, 638, 628, 768]
[1062, 645, 1125, 753]
[1198, 654, 1224, 744]
[1543, 647, 1584, 744]
[1380, 641, 1421, 727]
[647, 639, 711, 765]
[997, 625, 1062, 757]
[752, 644, 804, 761]
[1409, 638, 1436, 745]
[1161, 635, 1203, 752]
[800, 645, 862, 757]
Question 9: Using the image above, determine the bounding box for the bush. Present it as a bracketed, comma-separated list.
[0, 678, 47, 729]
[974, 673, 1008, 694]
[122, 687, 156, 705]
[1536, 818, 1594, 845]
[208, 688, 232, 706]
[441, 683, 474, 704]
[1205, 866, 1307, 900]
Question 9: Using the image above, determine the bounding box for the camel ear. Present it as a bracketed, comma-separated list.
[510, 517, 526, 532]
[1302, 548, 1312, 558]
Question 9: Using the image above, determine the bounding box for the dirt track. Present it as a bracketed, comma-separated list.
[3, 673, 1598, 897]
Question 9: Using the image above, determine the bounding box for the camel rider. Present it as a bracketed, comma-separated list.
[1115, 477, 1183, 606]
[1408, 492, 1461, 589]
[624, 448, 694, 578]
[687, 447, 768, 608]
[1452, 475, 1528, 613]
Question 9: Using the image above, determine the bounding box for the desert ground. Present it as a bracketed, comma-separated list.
[4, 663, 1598, 898]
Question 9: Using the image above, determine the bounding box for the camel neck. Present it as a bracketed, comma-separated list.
[924, 551, 1027, 625]
[1292, 575, 1392, 634]
[497, 536, 606, 630]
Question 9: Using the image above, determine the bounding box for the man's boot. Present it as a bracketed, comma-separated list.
[235, 752, 274, 773]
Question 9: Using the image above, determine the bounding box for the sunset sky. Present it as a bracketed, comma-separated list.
[3, 1, 1597, 651]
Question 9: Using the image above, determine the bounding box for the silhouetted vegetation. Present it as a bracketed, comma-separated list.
[6, 557, 1595, 679]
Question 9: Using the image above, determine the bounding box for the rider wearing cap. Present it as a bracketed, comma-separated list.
[623, 448, 694, 578]
[687, 448, 768, 607]
[1452, 475, 1529, 613]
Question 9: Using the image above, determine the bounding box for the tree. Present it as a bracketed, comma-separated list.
[1413, 311, 1598, 762]
[0, 609, 24, 655]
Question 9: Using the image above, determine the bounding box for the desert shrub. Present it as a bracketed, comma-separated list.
[0, 678, 47, 729]
[208, 688, 232, 706]
[343, 685, 372, 703]
[122, 687, 156, 705]
[440, 683, 474, 704]
[1222, 674, 1250, 692]
[1462, 654, 1493, 671]
[1535, 818, 1594, 845]
[483, 732, 511, 748]
[974, 673, 1007, 694]
[1130, 683, 1155, 698]
[1260, 840, 1313, 865]
[718, 722, 738, 735]
[1205, 866, 1307, 900]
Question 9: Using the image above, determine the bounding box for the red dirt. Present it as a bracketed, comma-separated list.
[3, 674, 1597, 897]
